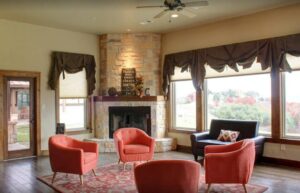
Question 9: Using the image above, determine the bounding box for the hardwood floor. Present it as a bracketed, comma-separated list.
[0, 151, 299, 193]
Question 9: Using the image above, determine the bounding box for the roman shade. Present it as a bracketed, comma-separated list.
[59, 69, 87, 98]
[48, 52, 96, 96]
[163, 33, 300, 95]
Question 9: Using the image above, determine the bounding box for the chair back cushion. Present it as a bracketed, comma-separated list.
[134, 160, 200, 193]
[49, 134, 75, 148]
[209, 119, 259, 140]
[113, 128, 147, 145]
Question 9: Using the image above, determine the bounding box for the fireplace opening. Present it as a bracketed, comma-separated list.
[109, 106, 151, 138]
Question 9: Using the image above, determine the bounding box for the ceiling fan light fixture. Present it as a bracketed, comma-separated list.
[171, 13, 179, 18]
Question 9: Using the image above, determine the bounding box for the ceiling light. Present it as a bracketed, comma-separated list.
[171, 13, 179, 18]
[127, 29, 131, 32]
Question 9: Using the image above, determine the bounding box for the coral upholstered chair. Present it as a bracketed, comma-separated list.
[134, 160, 200, 193]
[49, 135, 99, 184]
[204, 139, 255, 193]
[113, 128, 155, 169]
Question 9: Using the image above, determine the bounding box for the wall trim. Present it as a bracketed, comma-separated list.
[176, 145, 192, 154]
[261, 156, 300, 168]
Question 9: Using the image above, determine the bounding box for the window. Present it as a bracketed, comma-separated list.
[171, 80, 196, 130]
[283, 54, 300, 138]
[205, 74, 271, 135]
[59, 98, 87, 130]
[58, 70, 89, 131]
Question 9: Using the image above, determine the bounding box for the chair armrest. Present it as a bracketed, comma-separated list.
[204, 140, 244, 155]
[71, 138, 99, 153]
[49, 145, 84, 171]
[251, 136, 265, 145]
[190, 132, 210, 142]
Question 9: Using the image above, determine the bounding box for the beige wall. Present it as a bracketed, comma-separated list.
[162, 4, 300, 161]
[0, 19, 99, 151]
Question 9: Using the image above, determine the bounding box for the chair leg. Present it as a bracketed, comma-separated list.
[92, 169, 97, 176]
[123, 162, 126, 171]
[79, 175, 83, 185]
[118, 159, 121, 164]
[65, 173, 68, 177]
[193, 154, 198, 161]
[52, 172, 57, 184]
[243, 184, 248, 193]
[206, 183, 211, 193]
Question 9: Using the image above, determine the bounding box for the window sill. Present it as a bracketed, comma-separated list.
[169, 128, 197, 134]
[265, 138, 300, 145]
[65, 129, 91, 135]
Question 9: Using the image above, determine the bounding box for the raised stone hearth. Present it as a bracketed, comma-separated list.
[85, 138, 177, 153]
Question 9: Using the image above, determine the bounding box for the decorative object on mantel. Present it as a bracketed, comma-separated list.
[144, 88, 150, 96]
[134, 75, 144, 97]
[107, 87, 118, 96]
[121, 68, 136, 96]
[48, 51, 96, 95]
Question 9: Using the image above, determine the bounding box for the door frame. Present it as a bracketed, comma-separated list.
[0, 70, 41, 160]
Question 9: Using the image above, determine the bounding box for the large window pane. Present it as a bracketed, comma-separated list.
[172, 80, 196, 129]
[284, 71, 300, 137]
[59, 98, 86, 130]
[206, 74, 271, 134]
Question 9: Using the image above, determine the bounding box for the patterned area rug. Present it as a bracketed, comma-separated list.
[37, 164, 268, 193]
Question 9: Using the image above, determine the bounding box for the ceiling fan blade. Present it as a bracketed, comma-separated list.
[183, 1, 209, 7]
[154, 10, 169, 19]
[136, 5, 166, 8]
[178, 9, 196, 18]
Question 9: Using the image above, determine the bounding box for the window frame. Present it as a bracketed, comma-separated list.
[203, 72, 272, 136]
[55, 81, 92, 135]
[282, 69, 300, 139]
[59, 97, 88, 132]
[170, 79, 197, 132]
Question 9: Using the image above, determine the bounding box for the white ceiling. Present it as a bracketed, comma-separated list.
[0, 0, 299, 34]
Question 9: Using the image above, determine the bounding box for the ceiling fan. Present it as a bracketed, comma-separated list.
[137, 0, 209, 19]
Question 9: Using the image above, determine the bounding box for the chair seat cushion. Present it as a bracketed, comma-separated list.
[124, 144, 150, 154]
[84, 152, 97, 164]
[196, 139, 231, 148]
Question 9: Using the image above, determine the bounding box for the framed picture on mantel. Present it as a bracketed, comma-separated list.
[121, 68, 136, 96]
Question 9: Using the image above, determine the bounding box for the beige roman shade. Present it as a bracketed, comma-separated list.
[205, 58, 271, 78]
[286, 54, 300, 70]
[59, 69, 87, 98]
[170, 66, 192, 81]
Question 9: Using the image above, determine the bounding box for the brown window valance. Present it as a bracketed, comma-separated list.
[163, 33, 300, 95]
[48, 52, 96, 96]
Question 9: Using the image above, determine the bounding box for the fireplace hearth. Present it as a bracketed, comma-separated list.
[109, 106, 151, 138]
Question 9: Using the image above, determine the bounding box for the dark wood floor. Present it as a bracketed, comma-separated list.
[0, 151, 299, 193]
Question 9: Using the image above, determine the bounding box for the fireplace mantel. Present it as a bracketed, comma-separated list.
[94, 95, 165, 102]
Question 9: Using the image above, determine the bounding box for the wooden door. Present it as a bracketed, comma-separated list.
[4, 77, 36, 159]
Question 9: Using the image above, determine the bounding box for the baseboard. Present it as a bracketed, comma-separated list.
[262, 156, 300, 168]
[40, 150, 49, 156]
[176, 145, 192, 154]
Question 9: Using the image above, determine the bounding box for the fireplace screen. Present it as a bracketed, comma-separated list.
[109, 106, 151, 138]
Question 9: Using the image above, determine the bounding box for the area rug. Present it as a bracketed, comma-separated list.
[37, 164, 268, 193]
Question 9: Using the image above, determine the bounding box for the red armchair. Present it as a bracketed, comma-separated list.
[49, 135, 99, 184]
[204, 139, 255, 193]
[113, 128, 155, 169]
[134, 160, 200, 193]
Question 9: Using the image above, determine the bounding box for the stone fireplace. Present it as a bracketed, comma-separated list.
[109, 106, 151, 138]
[85, 33, 176, 152]
[85, 96, 176, 152]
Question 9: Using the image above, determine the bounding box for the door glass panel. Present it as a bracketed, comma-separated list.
[8, 81, 30, 151]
